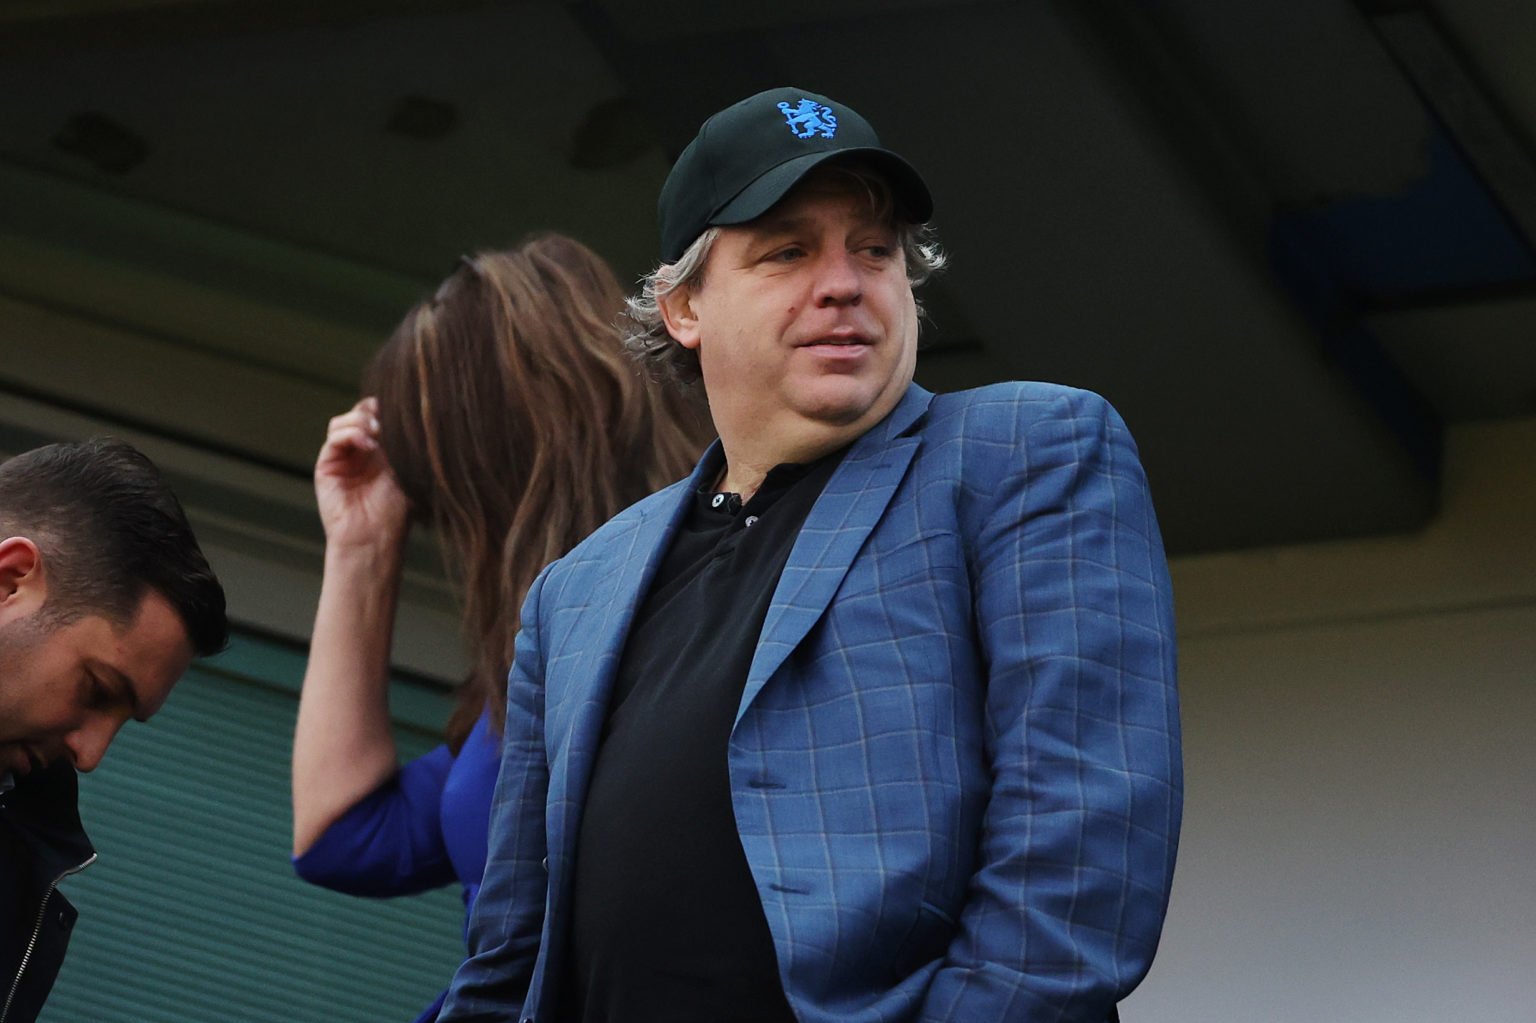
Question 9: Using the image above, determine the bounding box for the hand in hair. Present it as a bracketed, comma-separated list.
[314, 397, 410, 552]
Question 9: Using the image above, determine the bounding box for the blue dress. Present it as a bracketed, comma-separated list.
[293, 713, 500, 1023]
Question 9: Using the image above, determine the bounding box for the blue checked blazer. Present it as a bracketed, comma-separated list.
[440, 382, 1181, 1023]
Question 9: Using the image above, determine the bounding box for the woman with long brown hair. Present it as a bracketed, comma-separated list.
[290, 234, 709, 1023]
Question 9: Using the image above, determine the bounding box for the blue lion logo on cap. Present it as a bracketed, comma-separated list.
[777, 99, 838, 140]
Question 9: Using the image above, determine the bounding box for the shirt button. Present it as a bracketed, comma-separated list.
[745, 515, 759, 527]
[711, 494, 725, 508]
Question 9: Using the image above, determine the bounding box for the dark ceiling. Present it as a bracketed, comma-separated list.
[3, 0, 1534, 556]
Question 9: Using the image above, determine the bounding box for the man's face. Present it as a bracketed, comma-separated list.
[669, 172, 920, 446]
[0, 590, 193, 779]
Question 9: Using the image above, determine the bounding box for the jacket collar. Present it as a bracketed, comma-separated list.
[736, 383, 932, 721]
[548, 383, 934, 790]
[560, 382, 934, 728]
[0, 762, 95, 888]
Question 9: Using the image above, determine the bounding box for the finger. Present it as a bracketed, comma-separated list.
[318, 424, 380, 464]
[327, 408, 381, 439]
[358, 396, 383, 434]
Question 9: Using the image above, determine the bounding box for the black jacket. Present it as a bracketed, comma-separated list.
[1, 763, 95, 1023]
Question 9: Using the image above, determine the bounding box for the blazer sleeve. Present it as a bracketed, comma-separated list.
[438, 563, 555, 1022]
[920, 388, 1182, 1021]
[291, 744, 456, 897]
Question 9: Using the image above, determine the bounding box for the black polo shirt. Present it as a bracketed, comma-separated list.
[562, 447, 846, 1023]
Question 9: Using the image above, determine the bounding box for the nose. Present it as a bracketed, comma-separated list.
[813, 248, 863, 307]
[65, 715, 125, 773]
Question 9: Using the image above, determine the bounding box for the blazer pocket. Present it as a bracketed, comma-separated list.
[892, 899, 960, 979]
[840, 530, 965, 598]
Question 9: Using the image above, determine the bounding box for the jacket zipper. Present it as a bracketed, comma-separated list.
[1, 852, 96, 1023]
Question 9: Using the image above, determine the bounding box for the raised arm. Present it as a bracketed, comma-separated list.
[292, 397, 413, 856]
[922, 388, 1182, 1021]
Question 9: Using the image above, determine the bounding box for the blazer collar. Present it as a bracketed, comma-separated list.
[595, 438, 724, 618]
[552, 441, 718, 687]
[547, 444, 721, 845]
[555, 383, 934, 759]
[735, 383, 934, 722]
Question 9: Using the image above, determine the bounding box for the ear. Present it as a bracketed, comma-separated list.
[657, 281, 703, 352]
[0, 537, 44, 618]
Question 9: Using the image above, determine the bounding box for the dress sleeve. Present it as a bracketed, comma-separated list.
[292, 743, 459, 897]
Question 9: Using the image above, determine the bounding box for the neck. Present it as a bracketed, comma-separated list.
[707, 382, 914, 500]
[715, 423, 858, 502]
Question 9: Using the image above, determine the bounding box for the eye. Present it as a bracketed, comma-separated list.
[84, 673, 116, 710]
[764, 245, 806, 263]
[855, 234, 899, 260]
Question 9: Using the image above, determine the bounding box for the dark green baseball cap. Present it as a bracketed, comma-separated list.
[657, 86, 933, 263]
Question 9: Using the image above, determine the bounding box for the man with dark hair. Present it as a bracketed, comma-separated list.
[0, 436, 227, 1023]
[443, 87, 1180, 1023]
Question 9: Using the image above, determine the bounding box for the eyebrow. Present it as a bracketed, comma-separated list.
[97, 663, 149, 722]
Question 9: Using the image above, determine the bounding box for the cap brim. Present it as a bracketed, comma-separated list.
[709, 147, 933, 230]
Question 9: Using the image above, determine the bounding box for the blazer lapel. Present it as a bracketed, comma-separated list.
[550, 443, 724, 861]
[735, 386, 933, 723]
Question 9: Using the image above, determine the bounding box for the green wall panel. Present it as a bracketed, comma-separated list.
[39, 635, 465, 1023]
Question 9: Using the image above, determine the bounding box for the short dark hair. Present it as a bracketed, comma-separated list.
[0, 437, 228, 656]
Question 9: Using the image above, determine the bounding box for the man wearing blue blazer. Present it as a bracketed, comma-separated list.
[440, 87, 1181, 1023]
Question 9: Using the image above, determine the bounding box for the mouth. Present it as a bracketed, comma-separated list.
[798, 332, 873, 349]
[797, 321, 875, 348]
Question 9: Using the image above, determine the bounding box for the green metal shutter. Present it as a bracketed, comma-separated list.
[39, 634, 466, 1023]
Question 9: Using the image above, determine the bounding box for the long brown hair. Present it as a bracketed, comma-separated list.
[365, 233, 711, 749]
